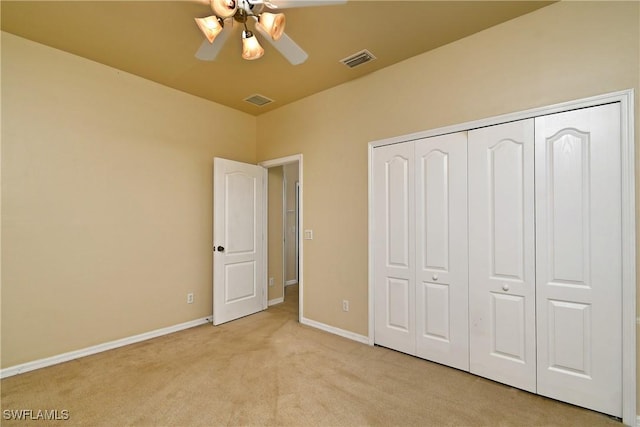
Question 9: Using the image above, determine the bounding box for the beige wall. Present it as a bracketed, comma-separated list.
[256, 0, 639, 398]
[1, 32, 256, 367]
[267, 166, 284, 302]
[0, 31, 4, 367]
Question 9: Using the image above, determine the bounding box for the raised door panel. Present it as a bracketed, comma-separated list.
[535, 103, 622, 417]
[373, 143, 416, 355]
[387, 278, 411, 332]
[224, 172, 258, 303]
[468, 119, 536, 392]
[415, 132, 469, 370]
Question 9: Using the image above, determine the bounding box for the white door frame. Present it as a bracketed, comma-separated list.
[260, 154, 304, 322]
[295, 181, 300, 284]
[368, 89, 635, 424]
[284, 172, 299, 286]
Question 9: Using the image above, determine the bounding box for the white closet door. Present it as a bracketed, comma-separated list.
[415, 133, 469, 370]
[373, 143, 416, 355]
[468, 119, 536, 392]
[535, 104, 622, 417]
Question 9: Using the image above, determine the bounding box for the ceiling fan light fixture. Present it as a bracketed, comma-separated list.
[242, 30, 264, 60]
[211, 0, 237, 19]
[195, 16, 224, 43]
[257, 12, 286, 40]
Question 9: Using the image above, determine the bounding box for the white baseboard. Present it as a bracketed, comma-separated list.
[0, 317, 212, 379]
[268, 297, 284, 306]
[300, 316, 369, 345]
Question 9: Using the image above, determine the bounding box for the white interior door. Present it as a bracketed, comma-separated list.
[373, 143, 416, 355]
[415, 133, 469, 370]
[468, 119, 536, 392]
[535, 104, 622, 417]
[213, 157, 266, 326]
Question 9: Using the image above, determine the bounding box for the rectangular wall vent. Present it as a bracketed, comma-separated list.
[244, 94, 274, 107]
[340, 49, 376, 69]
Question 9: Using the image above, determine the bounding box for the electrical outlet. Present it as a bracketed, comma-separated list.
[342, 300, 349, 312]
[304, 229, 313, 240]
[187, 293, 194, 304]
[269, 277, 274, 287]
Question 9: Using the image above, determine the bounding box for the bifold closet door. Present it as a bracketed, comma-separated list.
[468, 119, 536, 393]
[415, 133, 469, 371]
[535, 103, 622, 417]
[373, 143, 416, 355]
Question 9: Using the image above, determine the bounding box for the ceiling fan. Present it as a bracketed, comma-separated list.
[194, 0, 345, 65]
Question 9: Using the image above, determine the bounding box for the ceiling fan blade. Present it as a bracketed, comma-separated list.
[264, 0, 346, 9]
[195, 24, 233, 61]
[254, 27, 308, 65]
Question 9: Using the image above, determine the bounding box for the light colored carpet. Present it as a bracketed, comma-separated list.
[1, 285, 620, 426]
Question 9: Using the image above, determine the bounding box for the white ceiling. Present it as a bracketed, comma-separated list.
[1, 1, 553, 115]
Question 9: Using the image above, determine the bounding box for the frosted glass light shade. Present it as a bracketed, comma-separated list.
[257, 12, 286, 40]
[211, 0, 237, 19]
[242, 31, 264, 60]
[195, 16, 223, 43]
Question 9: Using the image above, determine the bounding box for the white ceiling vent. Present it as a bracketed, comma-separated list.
[340, 49, 376, 69]
[244, 94, 274, 107]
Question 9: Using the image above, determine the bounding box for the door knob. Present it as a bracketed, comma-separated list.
[502, 283, 509, 292]
[432, 274, 438, 281]
[217, 246, 225, 252]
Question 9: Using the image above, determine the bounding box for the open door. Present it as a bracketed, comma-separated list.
[213, 157, 266, 325]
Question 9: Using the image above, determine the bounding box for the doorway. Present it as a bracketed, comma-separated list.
[260, 155, 303, 322]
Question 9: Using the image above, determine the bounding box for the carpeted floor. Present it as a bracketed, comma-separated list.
[1, 285, 621, 426]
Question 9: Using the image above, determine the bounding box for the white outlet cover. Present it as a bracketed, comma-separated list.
[304, 229, 313, 240]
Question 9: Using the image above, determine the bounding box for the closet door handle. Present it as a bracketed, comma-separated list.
[502, 283, 510, 292]
[432, 274, 438, 281]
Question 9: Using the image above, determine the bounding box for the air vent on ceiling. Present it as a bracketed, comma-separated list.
[340, 49, 376, 69]
[244, 94, 274, 107]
